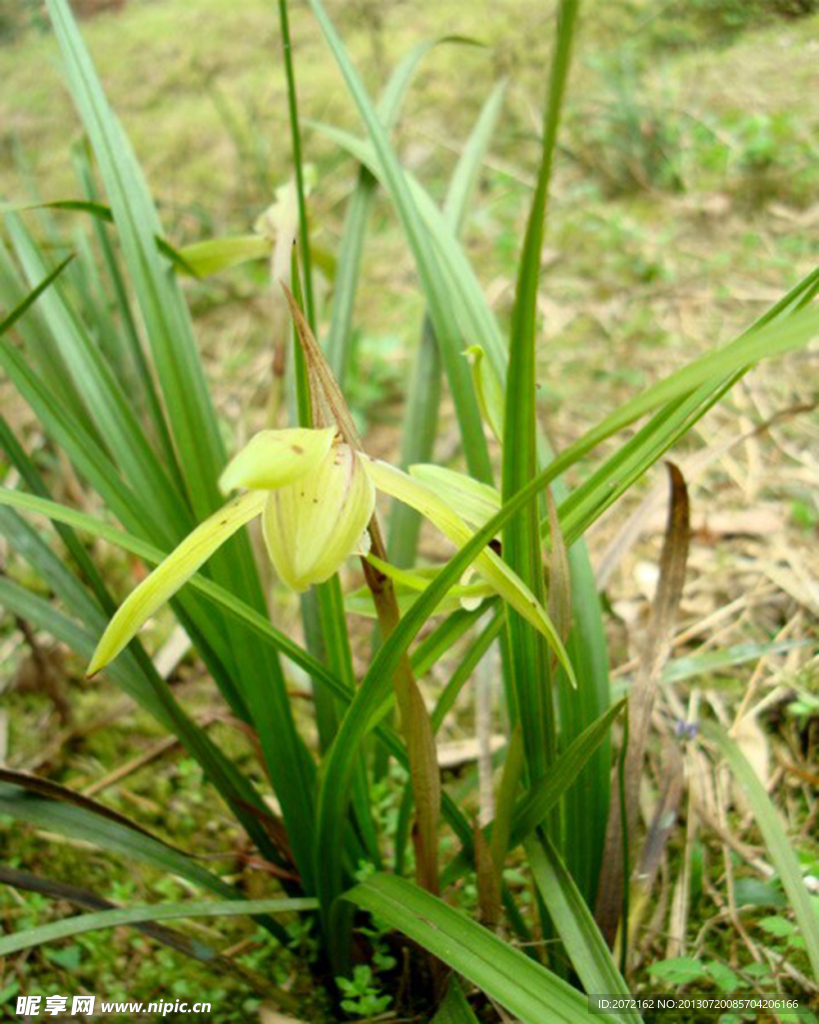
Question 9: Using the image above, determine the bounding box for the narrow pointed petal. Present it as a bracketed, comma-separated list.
[218, 427, 336, 494]
[409, 464, 500, 529]
[363, 458, 576, 685]
[88, 491, 268, 675]
[464, 344, 505, 442]
[262, 446, 375, 591]
[366, 552, 492, 604]
[458, 567, 488, 612]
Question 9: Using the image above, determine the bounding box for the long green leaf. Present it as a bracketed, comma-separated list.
[325, 36, 481, 382]
[0, 865, 233, 972]
[345, 874, 617, 1024]
[704, 724, 819, 980]
[306, 0, 491, 483]
[389, 80, 506, 569]
[502, 0, 579, 785]
[662, 639, 814, 684]
[44, 0, 226, 517]
[5, 213, 186, 535]
[308, 122, 507, 372]
[0, 252, 73, 335]
[72, 145, 178, 467]
[0, 240, 95, 436]
[0, 782, 239, 902]
[44, 7, 321, 886]
[0, 898, 317, 958]
[431, 978, 480, 1024]
[526, 835, 639, 1021]
[441, 699, 625, 887]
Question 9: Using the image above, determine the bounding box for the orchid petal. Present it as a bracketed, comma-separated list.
[88, 490, 268, 675]
[363, 458, 575, 685]
[366, 553, 492, 603]
[409, 464, 500, 529]
[218, 427, 336, 494]
[464, 344, 505, 442]
[262, 446, 375, 591]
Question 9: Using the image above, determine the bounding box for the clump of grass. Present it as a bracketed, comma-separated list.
[569, 50, 684, 196]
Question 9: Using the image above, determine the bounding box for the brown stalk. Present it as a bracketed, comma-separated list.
[282, 285, 442, 898]
[475, 818, 501, 929]
[545, 487, 572, 674]
[595, 462, 690, 950]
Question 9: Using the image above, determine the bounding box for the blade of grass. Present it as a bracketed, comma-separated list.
[0, 781, 245, 902]
[559, 544, 612, 907]
[0, 240, 93, 436]
[389, 81, 506, 569]
[344, 874, 619, 1024]
[431, 978, 480, 1024]
[0, 417, 114, 615]
[0, 249, 73, 334]
[410, 602, 496, 677]
[307, 123, 507, 375]
[703, 723, 819, 980]
[325, 35, 481, 382]
[0, 898, 317, 959]
[5, 213, 188, 534]
[525, 834, 639, 1021]
[45, 0, 227, 518]
[0, 769, 194, 851]
[306, 0, 492, 483]
[441, 699, 626, 888]
[72, 143, 177, 465]
[277, 0, 316, 331]
[502, 0, 579, 785]
[0, 866, 220, 969]
[663, 638, 814, 684]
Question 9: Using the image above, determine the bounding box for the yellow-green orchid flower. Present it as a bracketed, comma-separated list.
[89, 428, 573, 684]
[88, 426, 373, 674]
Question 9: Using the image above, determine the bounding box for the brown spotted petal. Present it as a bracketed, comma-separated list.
[218, 427, 336, 494]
